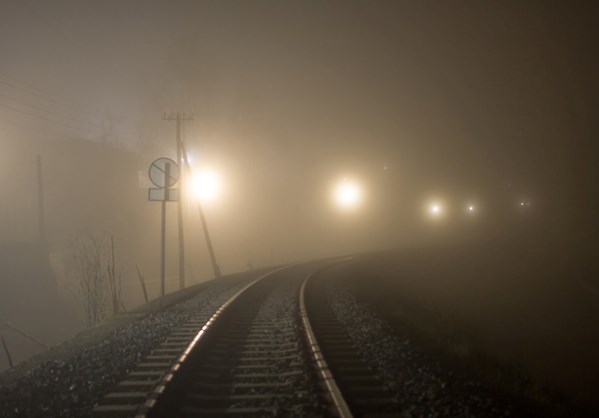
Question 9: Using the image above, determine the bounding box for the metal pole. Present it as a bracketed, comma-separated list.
[164, 113, 193, 287]
[36, 155, 46, 243]
[176, 114, 186, 289]
[160, 163, 170, 297]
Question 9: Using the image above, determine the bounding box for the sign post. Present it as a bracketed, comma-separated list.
[148, 158, 179, 297]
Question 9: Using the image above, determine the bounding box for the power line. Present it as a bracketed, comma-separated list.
[0, 102, 97, 135]
[0, 113, 76, 138]
[0, 71, 165, 146]
[1, 2, 168, 146]
[0, 86, 155, 143]
[0, 71, 148, 133]
[0, 72, 102, 119]
[0, 92, 103, 131]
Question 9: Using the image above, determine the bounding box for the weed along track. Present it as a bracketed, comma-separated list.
[93, 261, 404, 417]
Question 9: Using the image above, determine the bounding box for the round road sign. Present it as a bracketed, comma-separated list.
[149, 157, 179, 188]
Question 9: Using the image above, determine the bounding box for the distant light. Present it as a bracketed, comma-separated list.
[520, 202, 525, 206]
[334, 179, 361, 209]
[429, 202, 443, 216]
[190, 169, 221, 203]
[467, 204, 475, 213]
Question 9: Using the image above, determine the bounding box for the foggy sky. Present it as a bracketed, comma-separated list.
[1, 0, 598, 248]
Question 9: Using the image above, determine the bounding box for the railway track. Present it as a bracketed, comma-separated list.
[94, 261, 402, 417]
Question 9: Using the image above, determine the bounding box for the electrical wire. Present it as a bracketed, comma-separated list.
[0, 102, 96, 135]
[0, 113, 76, 139]
[1, 1, 171, 147]
[0, 78, 155, 142]
[0, 72, 102, 119]
[0, 92, 104, 131]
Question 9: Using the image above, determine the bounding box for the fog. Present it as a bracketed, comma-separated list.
[1, 0, 597, 371]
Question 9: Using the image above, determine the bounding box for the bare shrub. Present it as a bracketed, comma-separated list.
[74, 235, 107, 328]
[73, 234, 124, 328]
[106, 236, 124, 316]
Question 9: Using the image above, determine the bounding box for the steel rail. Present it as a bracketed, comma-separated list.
[134, 264, 293, 418]
[299, 270, 354, 418]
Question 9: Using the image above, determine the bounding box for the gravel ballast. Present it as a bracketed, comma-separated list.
[327, 278, 530, 418]
[0, 262, 553, 418]
[0, 273, 259, 418]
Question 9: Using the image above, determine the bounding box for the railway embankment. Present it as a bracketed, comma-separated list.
[345, 243, 599, 417]
[0, 269, 263, 417]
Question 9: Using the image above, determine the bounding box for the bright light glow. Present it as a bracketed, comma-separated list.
[334, 179, 361, 209]
[186, 153, 195, 166]
[424, 199, 447, 221]
[429, 202, 442, 216]
[468, 204, 475, 213]
[190, 169, 221, 203]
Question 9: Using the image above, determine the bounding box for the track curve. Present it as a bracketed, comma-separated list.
[95, 260, 403, 417]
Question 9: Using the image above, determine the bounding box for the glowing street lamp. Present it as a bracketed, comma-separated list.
[180, 144, 222, 279]
[333, 178, 361, 210]
[189, 168, 222, 204]
[428, 202, 443, 217]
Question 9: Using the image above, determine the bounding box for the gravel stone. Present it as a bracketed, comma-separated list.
[0, 266, 538, 418]
[327, 282, 526, 418]
[0, 278, 254, 418]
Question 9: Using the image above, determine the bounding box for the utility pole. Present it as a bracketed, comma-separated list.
[159, 163, 170, 297]
[163, 112, 193, 289]
[36, 155, 46, 244]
